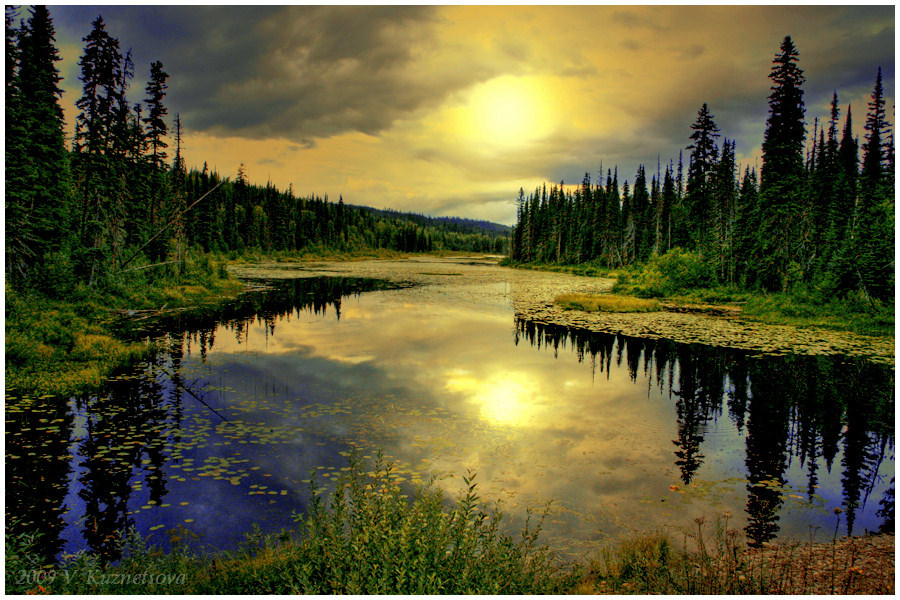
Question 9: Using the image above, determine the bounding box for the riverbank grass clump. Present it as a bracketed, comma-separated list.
[579, 514, 895, 595]
[198, 452, 576, 594]
[556, 292, 660, 313]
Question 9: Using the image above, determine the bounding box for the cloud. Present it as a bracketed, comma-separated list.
[54, 5, 507, 143]
[47, 5, 893, 227]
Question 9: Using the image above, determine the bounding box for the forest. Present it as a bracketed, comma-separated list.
[4, 7, 507, 297]
[509, 36, 894, 303]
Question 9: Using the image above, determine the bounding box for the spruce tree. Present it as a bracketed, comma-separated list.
[755, 35, 806, 291]
[143, 60, 169, 170]
[6, 5, 70, 283]
[854, 68, 894, 301]
[72, 16, 125, 281]
[684, 103, 720, 255]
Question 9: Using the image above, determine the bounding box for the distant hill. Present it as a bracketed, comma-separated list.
[353, 206, 511, 237]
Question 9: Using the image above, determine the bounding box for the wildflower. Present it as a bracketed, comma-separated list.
[722, 511, 733, 519]
[833, 507, 843, 514]
[695, 516, 706, 526]
[669, 484, 679, 491]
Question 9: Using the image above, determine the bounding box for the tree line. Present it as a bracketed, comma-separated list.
[510, 36, 894, 301]
[5, 7, 507, 294]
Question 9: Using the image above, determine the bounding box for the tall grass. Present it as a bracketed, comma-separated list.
[579, 511, 893, 595]
[556, 292, 660, 313]
[5, 453, 578, 595]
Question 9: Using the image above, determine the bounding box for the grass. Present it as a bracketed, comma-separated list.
[8, 458, 892, 595]
[577, 513, 894, 595]
[556, 292, 660, 313]
[5, 453, 579, 595]
[508, 253, 893, 338]
[5, 251, 244, 396]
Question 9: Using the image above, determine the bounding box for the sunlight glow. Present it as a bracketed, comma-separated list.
[454, 76, 558, 149]
[445, 369, 538, 427]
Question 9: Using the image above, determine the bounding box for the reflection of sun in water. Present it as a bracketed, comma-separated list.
[445, 369, 537, 427]
[455, 76, 557, 149]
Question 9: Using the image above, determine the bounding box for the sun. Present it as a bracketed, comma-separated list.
[455, 75, 557, 150]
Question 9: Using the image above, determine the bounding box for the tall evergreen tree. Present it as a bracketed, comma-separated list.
[854, 68, 894, 301]
[6, 5, 70, 282]
[631, 165, 651, 261]
[754, 35, 806, 291]
[684, 103, 720, 254]
[72, 16, 125, 281]
[143, 60, 169, 170]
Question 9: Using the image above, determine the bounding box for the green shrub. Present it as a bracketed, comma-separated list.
[36, 251, 78, 299]
[653, 248, 716, 292]
[5, 455, 578, 595]
[202, 452, 577, 594]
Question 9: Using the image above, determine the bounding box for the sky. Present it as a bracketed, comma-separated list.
[41, 4, 896, 225]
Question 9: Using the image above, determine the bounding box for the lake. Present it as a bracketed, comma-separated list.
[6, 257, 894, 564]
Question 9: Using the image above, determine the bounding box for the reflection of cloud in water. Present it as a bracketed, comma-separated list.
[190, 290, 702, 553]
[170, 275, 893, 558]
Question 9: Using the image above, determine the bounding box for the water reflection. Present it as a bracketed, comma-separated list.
[515, 318, 895, 545]
[6, 393, 73, 560]
[5, 274, 894, 565]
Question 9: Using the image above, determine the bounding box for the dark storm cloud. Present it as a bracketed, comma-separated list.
[52, 5, 500, 144]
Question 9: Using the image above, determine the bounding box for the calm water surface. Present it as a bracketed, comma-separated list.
[6, 265, 894, 563]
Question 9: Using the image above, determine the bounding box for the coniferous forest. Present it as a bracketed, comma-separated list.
[509, 36, 894, 302]
[5, 7, 507, 295]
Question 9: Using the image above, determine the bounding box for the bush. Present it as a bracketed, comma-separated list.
[202, 452, 577, 594]
[4, 455, 578, 595]
[652, 248, 716, 292]
[35, 251, 78, 299]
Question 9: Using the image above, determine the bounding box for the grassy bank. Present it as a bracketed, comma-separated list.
[556, 292, 660, 313]
[7, 453, 892, 595]
[5, 454, 578, 595]
[504, 252, 894, 337]
[5, 251, 244, 395]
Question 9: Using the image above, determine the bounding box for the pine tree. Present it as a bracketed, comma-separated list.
[733, 167, 759, 283]
[143, 60, 169, 170]
[6, 5, 70, 283]
[72, 16, 125, 281]
[861, 67, 888, 183]
[658, 165, 676, 255]
[754, 35, 806, 291]
[854, 68, 894, 301]
[631, 165, 651, 261]
[712, 139, 737, 282]
[684, 103, 720, 255]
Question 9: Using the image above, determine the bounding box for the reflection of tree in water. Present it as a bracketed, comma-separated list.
[6, 393, 74, 563]
[62, 276, 404, 559]
[140, 276, 408, 359]
[877, 477, 894, 533]
[742, 358, 790, 546]
[514, 316, 894, 543]
[72, 351, 176, 562]
[672, 345, 706, 484]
